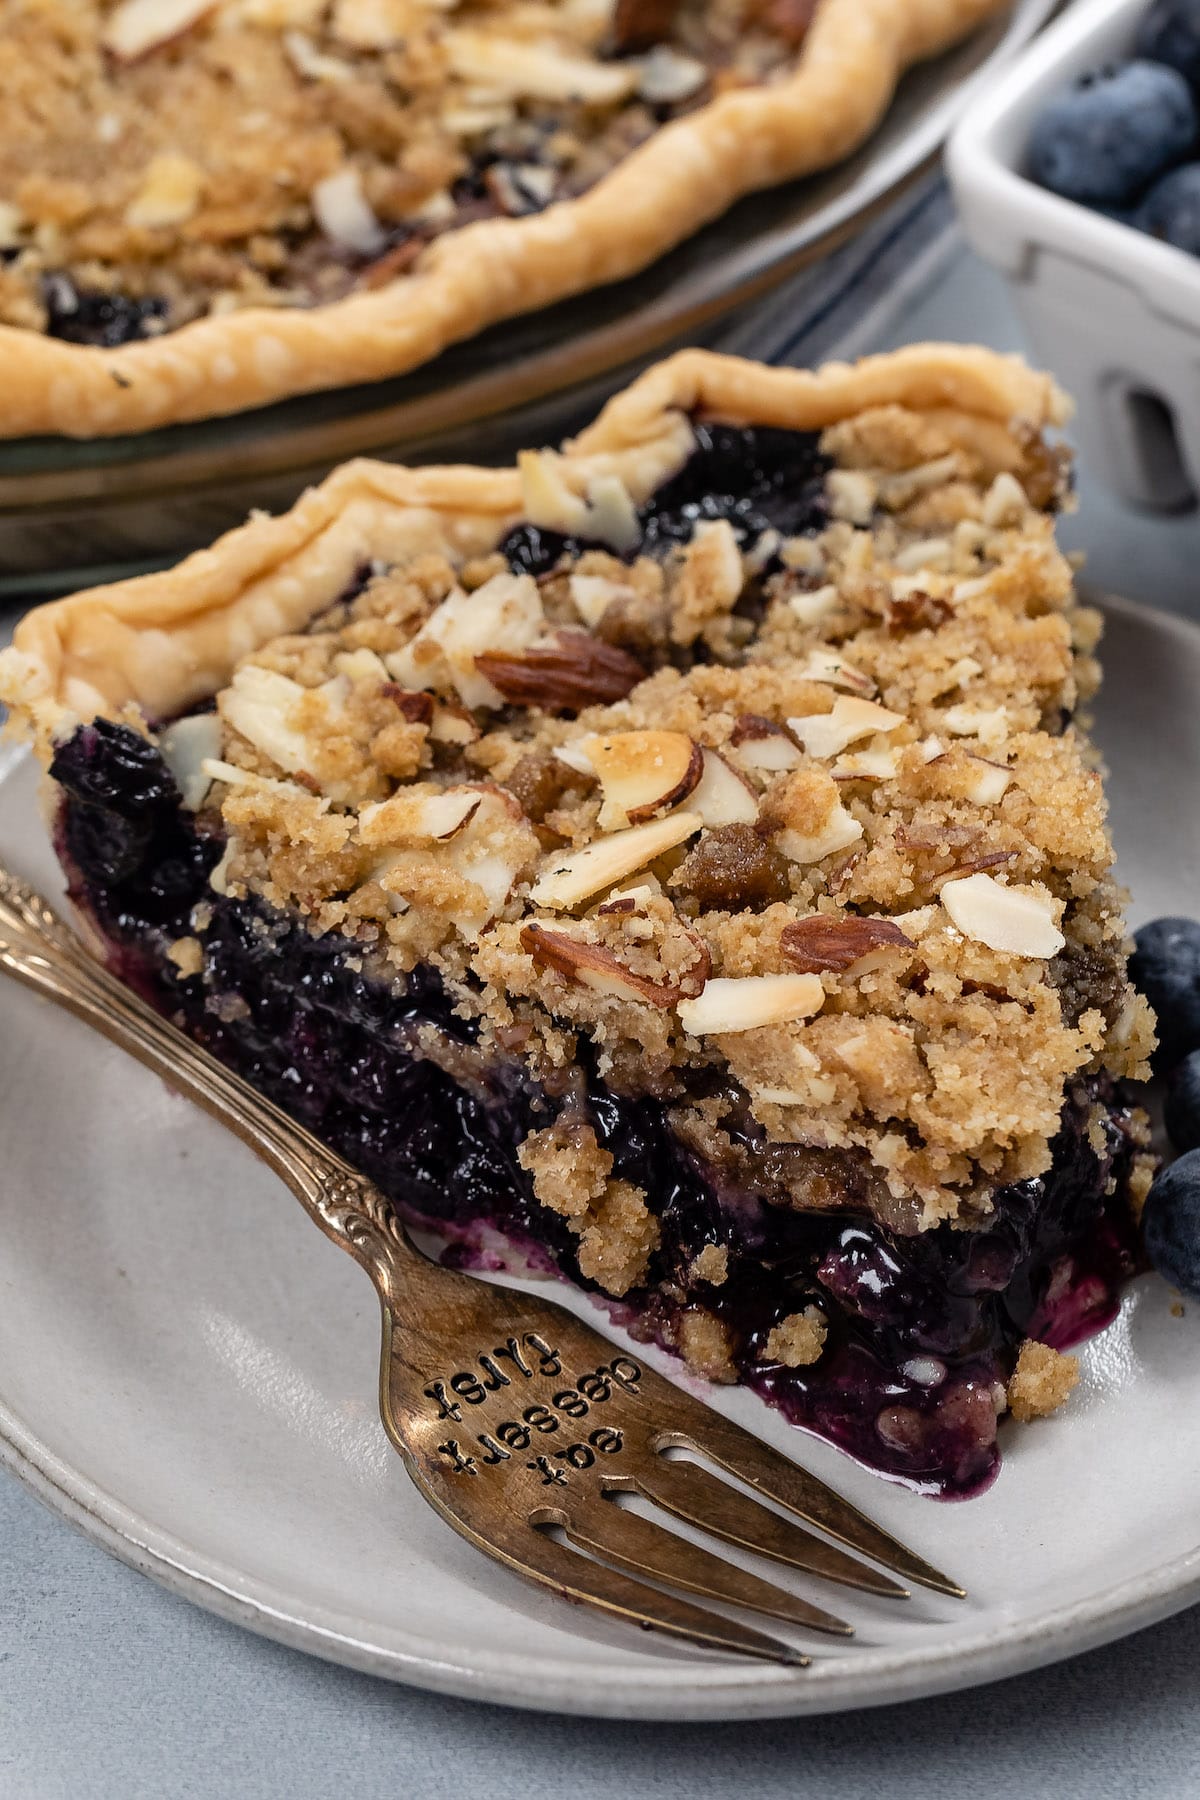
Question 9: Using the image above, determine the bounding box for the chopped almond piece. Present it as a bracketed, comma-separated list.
[788, 696, 906, 760]
[677, 973, 825, 1036]
[102, 0, 216, 61]
[730, 716, 802, 774]
[941, 874, 1065, 959]
[688, 749, 759, 828]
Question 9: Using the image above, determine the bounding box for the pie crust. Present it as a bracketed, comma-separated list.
[0, 0, 1011, 440]
[1, 340, 1066, 734]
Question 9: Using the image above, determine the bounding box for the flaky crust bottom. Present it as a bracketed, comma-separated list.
[0, 0, 1011, 440]
[0, 342, 1068, 738]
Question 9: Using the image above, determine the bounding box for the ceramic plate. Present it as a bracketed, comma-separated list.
[1, 593, 1198, 1722]
[0, 0, 1059, 587]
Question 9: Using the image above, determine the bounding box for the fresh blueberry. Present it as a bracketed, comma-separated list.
[1136, 0, 1200, 90]
[1130, 916, 1200, 1065]
[1166, 1051, 1200, 1153]
[1143, 1149, 1200, 1297]
[1028, 62, 1197, 206]
[1138, 162, 1200, 252]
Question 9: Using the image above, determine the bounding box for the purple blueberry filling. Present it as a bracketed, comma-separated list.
[48, 714, 1141, 1500]
[41, 274, 168, 348]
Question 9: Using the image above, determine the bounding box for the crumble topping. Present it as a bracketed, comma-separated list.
[1, 0, 804, 337]
[676, 1307, 738, 1383]
[516, 1116, 659, 1295]
[1006, 1340, 1080, 1422]
[162, 403, 1154, 1256]
[763, 1306, 827, 1367]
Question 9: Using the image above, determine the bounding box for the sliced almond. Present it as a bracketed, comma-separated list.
[919, 734, 946, 764]
[219, 665, 322, 782]
[358, 786, 482, 846]
[940, 704, 1009, 747]
[521, 924, 680, 1009]
[160, 713, 222, 812]
[780, 914, 912, 974]
[832, 748, 899, 781]
[688, 750, 759, 828]
[529, 812, 702, 910]
[311, 167, 385, 256]
[730, 715, 802, 774]
[940, 874, 1065, 958]
[826, 469, 876, 526]
[443, 29, 639, 105]
[584, 730, 702, 827]
[983, 471, 1028, 528]
[798, 648, 875, 696]
[788, 584, 840, 626]
[386, 572, 544, 711]
[429, 702, 479, 746]
[553, 740, 598, 777]
[776, 803, 863, 867]
[569, 573, 632, 629]
[963, 756, 1014, 805]
[636, 44, 707, 103]
[102, 0, 217, 61]
[788, 696, 905, 761]
[677, 974, 825, 1036]
[584, 473, 642, 555]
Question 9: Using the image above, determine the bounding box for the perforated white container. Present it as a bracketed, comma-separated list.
[947, 0, 1200, 511]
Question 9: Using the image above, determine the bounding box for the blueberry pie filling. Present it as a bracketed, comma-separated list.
[26, 392, 1156, 1499]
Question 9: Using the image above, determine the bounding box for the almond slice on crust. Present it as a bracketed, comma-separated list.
[529, 812, 702, 909]
[677, 973, 825, 1036]
[730, 715, 802, 774]
[963, 756, 1014, 805]
[798, 649, 875, 696]
[521, 924, 680, 1009]
[788, 696, 906, 761]
[386, 572, 544, 711]
[780, 914, 912, 974]
[358, 785, 483, 846]
[832, 747, 900, 781]
[688, 749, 759, 828]
[102, 0, 217, 60]
[582, 729, 702, 826]
[940, 874, 1065, 959]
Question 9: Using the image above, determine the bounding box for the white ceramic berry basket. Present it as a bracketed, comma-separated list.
[947, 0, 1200, 511]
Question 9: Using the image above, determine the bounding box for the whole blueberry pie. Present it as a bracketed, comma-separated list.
[0, 0, 1011, 438]
[0, 345, 1157, 1496]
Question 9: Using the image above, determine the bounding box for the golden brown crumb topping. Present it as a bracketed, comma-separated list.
[1006, 1339, 1080, 1422]
[167, 404, 1154, 1251]
[1, 0, 799, 333]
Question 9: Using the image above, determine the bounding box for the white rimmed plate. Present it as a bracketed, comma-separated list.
[0, 593, 1197, 1721]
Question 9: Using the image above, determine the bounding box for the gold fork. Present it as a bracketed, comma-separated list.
[0, 866, 963, 1666]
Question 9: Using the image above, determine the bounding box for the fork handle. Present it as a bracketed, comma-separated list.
[0, 866, 424, 1300]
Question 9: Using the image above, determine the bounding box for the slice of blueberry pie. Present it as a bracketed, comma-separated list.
[0, 344, 1157, 1497]
[0, 0, 1010, 438]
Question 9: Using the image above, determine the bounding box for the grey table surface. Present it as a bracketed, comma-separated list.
[3, 243, 1200, 1800]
